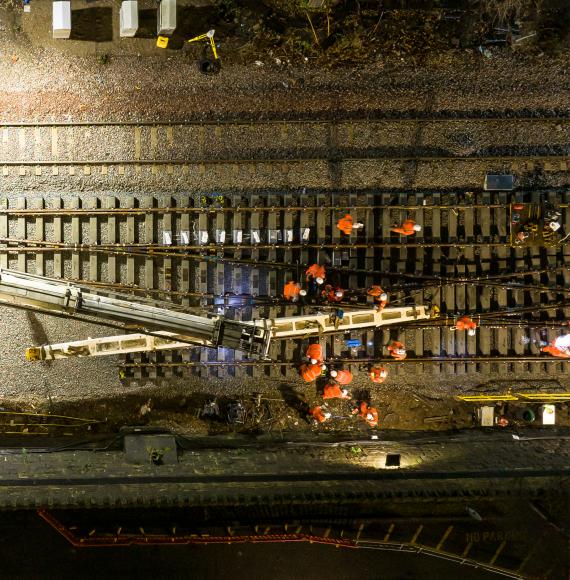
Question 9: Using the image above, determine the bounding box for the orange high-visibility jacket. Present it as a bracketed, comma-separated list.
[541, 345, 570, 359]
[391, 220, 417, 236]
[283, 281, 301, 301]
[337, 214, 354, 235]
[387, 341, 407, 360]
[456, 316, 477, 331]
[323, 383, 349, 400]
[300, 363, 323, 382]
[323, 285, 344, 303]
[369, 367, 387, 383]
[309, 406, 327, 423]
[367, 286, 387, 310]
[334, 369, 353, 385]
[305, 263, 326, 281]
[367, 285, 383, 297]
[306, 343, 324, 364]
[359, 402, 379, 427]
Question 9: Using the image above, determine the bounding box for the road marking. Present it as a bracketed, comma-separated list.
[489, 540, 506, 565]
[383, 523, 394, 542]
[436, 525, 454, 551]
[461, 542, 473, 557]
[410, 525, 423, 545]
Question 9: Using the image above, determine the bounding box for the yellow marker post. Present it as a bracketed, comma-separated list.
[156, 36, 169, 49]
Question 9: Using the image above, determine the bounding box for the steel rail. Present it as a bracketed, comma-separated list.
[0, 239, 518, 251]
[0, 203, 517, 216]
[120, 355, 568, 368]
[398, 280, 570, 294]
[3, 153, 570, 166]
[3, 247, 563, 281]
[5, 114, 570, 127]
[56, 278, 570, 305]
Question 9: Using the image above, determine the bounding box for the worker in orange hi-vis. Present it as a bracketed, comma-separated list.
[309, 406, 331, 424]
[329, 368, 353, 385]
[541, 345, 570, 358]
[455, 315, 478, 336]
[387, 340, 407, 360]
[390, 219, 422, 236]
[541, 334, 570, 358]
[358, 402, 379, 428]
[367, 285, 388, 310]
[305, 263, 326, 285]
[306, 343, 324, 365]
[323, 382, 350, 400]
[369, 366, 388, 384]
[300, 362, 325, 382]
[283, 281, 307, 302]
[337, 214, 364, 235]
[322, 285, 345, 303]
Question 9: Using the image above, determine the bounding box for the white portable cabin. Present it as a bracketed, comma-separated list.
[157, 0, 176, 36]
[52, 1, 71, 39]
[120, 1, 138, 38]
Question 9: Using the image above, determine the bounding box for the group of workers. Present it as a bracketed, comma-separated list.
[284, 263, 390, 311]
[301, 342, 381, 429]
[336, 214, 422, 237]
[282, 212, 423, 305]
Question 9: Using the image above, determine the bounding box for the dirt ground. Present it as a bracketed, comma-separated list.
[0, 0, 568, 436]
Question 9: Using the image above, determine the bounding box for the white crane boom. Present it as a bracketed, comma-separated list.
[0, 268, 431, 361]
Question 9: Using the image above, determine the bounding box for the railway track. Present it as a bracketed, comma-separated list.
[1, 189, 568, 383]
[2, 117, 570, 181]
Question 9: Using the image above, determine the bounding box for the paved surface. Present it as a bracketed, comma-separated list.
[0, 511, 505, 580]
[1, 430, 569, 508]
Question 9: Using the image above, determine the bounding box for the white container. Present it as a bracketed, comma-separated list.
[157, 0, 176, 35]
[541, 404, 556, 426]
[52, 1, 71, 39]
[157, 0, 176, 36]
[120, 1, 138, 38]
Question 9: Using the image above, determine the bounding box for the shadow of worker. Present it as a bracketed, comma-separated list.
[278, 383, 310, 423]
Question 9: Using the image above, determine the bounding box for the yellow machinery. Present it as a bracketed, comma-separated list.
[157, 29, 219, 60]
[187, 29, 219, 60]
